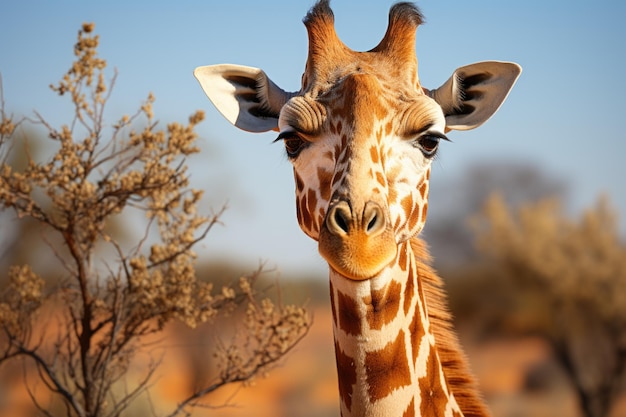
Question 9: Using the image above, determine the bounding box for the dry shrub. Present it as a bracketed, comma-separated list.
[471, 193, 626, 417]
[0, 23, 310, 417]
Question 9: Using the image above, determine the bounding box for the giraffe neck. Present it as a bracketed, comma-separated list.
[328, 239, 463, 417]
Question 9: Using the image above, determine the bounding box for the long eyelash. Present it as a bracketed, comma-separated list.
[428, 131, 451, 142]
[273, 131, 292, 143]
[430, 135, 452, 161]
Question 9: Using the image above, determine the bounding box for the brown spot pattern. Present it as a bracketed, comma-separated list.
[407, 203, 421, 232]
[418, 348, 448, 416]
[335, 341, 357, 412]
[331, 169, 344, 189]
[408, 282, 425, 367]
[398, 243, 408, 272]
[330, 281, 337, 325]
[403, 398, 416, 417]
[365, 330, 412, 402]
[401, 194, 413, 218]
[296, 197, 303, 225]
[337, 290, 362, 336]
[364, 280, 402, 330]
[376, 171, 386, 187]
[333, 143, 343, 164]
[318, 209, 325, 232]
[376, 126, 383, 142]
[297, 195, 312, 232]
[404, 257, 416, 316]
[295, 171, 304, 193]
[416, 264, 426, 316]
[370, 146, 379, 163]
[418, 182, 428, 199]
[317, 167, 333, 201]
[385, 120, 394, 136]
[388, 185, 398, 208]
[378, 146, 387, 168]
[394, 216, 402, 231]
[421, 202, 428, 223]
[306, 188, 318, 223]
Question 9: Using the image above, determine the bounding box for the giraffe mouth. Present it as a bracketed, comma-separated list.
[318, 200, 398, 280]
[319, 227, 397, 280]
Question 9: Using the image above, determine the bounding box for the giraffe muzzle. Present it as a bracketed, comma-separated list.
[326, 201, 386, 237]
[319, 200, 397, 280]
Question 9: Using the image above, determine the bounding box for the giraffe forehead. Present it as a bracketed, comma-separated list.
[316, 55, 419, 97]
[327, 73, 396, 128]
[281, 71, 444, 146]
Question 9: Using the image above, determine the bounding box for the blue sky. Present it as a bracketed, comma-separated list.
[1, 1, 625, 277]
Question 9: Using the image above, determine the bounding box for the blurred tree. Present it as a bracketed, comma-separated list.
[0, 126, 135, 289]
[426, 162, 568, 268]
[0, 23, 309, 417]
[470, 193, 626, 417]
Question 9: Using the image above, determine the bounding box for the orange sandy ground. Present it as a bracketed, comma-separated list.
[2, 305, 625, 417]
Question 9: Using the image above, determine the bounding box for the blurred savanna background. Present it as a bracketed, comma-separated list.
[1, 1, 625, 417]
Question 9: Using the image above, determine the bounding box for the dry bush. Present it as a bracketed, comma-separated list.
[471, 193, 626, 417]
[0, 23, 310, 417]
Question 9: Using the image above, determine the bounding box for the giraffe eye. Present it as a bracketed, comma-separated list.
[276, 131, 308, 159]
[414, 134, 444, 158]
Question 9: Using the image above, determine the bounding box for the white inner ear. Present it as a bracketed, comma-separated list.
[194, 65, 257, 126]
[430, 61, 522, 131]
[194, 64, 292, 133]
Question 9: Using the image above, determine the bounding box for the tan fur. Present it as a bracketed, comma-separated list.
[410, 237, 491, 417]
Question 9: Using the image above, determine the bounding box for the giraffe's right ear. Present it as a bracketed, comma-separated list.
[194, 64, 294, 133]
[429, 61, 522, 131]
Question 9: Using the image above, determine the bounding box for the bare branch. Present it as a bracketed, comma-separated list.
[11, 341, 85, 417]
[23, 362, 57, 417]
[0, 22, 310, 417]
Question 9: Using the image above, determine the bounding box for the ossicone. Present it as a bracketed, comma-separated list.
[372, 2, 424, 59]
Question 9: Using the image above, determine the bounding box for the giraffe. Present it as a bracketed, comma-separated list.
[194, 1, 521, 416]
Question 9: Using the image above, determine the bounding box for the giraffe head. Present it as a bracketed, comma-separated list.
[195, 1, 520, 281]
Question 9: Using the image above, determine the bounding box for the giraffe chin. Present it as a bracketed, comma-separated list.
[318, 229, 398, 281]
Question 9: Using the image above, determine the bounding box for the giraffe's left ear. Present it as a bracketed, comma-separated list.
[428, 61, 522, 131]
[194, 64, 294, 132]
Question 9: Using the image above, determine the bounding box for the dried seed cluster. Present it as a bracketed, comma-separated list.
[0, 23, 309, 417]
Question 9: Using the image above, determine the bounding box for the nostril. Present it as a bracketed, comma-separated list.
[325, 201, 386, 237]
[326, 201, 352, 235]
[334, 208, 349, 234]
[366, 213, 378, 233]
[363, 202, 385, 236]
